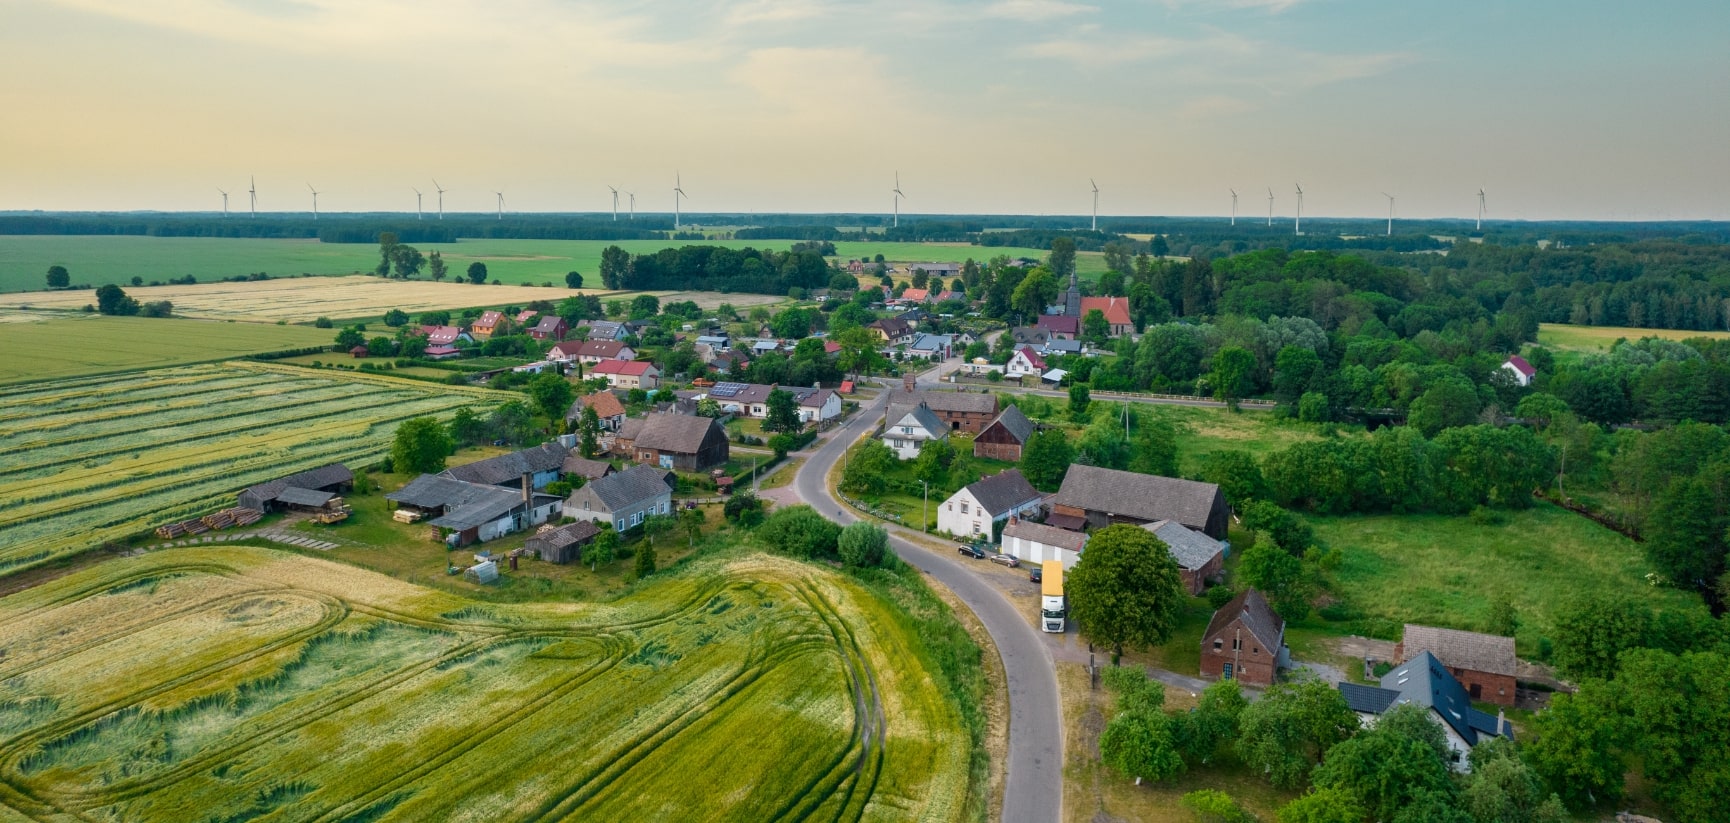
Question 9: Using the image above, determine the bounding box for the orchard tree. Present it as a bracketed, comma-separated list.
[1067, 525, 1185, 662]
[1098, 667, 1185, 782]
[1310, 703, 1454, 821]
[391, 416, 454, 474]
[1236, 679, 1359, 789]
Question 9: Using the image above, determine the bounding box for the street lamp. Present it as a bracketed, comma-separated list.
[920, 479, 929, 533]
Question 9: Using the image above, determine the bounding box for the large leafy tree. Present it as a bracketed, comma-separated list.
[391, 416, 453, 474]
[1082, 309, 1111, 345]
[1047, 237, 1076, 282]
[837, 521, 889, 568]
[1209, 346, 1257, 409]
[758, 505, 842, 560]
[842, 440, 896, 495]
[1098, 667, 1184, 782]
[1310, 703, 1455, 821]
[1236, 679, 1359, 789]
[1409, 380, 1481, 437]
[45, 265, 70, 289]
[1066, 525, 1185, 662]
[527, 373, 574, 428]
[1020, 429, 1074, 491]
[599, 245, 630, 288]
[1197, 449, 1268, 505]
[763, 388, 802, 434]
[1276, 788, 1366, 823]
[466, 262, 489, 284]
[1128, 418, 1179, 477]
[1550, 593, 1651, 680]
[94, 284, 139, 316]
[1237, 539, 1310, 620]
[1524, 679, 1628, 810]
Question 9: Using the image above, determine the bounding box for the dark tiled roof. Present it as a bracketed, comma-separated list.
[441, 442, 570, 487]
[1338, 682, 1400, 715]
[579, 465, 673, 511]
[982, 406, 1034, 444]
[241, 463, 353, 503]
[615, 418, 645, 440]
[1143, 520, 1223, 571]
[568, 391, 626, 422]
[275, 487, 336, 507]
[964, 470, 1042, 516]
[387, 475, 531, 530]
[1053, 465, 1222, 529]
[886, 389, 997, 418]
[887, 403, 947, 437]
[561, 456, 614, 480]
[1003, 520, 1088, 552]
[1402, 624, 1517, 677]
[634, 413, 722, 454]
[527, 520, 601, 550]
[1204, 589, 1284, 653]
[1379, 651, 1514, 746]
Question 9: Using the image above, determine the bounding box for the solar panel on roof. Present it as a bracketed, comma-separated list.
[710, 382, 747, 398]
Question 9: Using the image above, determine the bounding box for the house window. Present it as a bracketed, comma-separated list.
[1213, 640, 1223, 651]
[960, 502, 969, 514]
[1222, 662, 1234, 680]
[1232, 638, 1242, 650]
[632, 512, 643, 526]
[902, 426, 913, 434]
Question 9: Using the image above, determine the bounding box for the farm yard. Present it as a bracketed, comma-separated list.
[2, 276, 786, 325]
[0, 546, 972, 822]
[0, 311, 331, 384]
[0, 362, 516, 573]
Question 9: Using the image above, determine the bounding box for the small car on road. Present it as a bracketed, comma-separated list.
[957, 543, 987, 559]
[1029, 566, 1043, 583]
[990, 553, 1020, 568]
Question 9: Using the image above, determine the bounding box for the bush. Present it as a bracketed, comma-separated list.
[758, 505, 841, 560]
[314, 316, 334, 328]
[838, 521, 890, 568]
[723, 492, 764, 525]
[1205, 584, 1235, 609]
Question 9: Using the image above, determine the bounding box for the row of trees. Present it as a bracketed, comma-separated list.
[597, 244, 833, 295]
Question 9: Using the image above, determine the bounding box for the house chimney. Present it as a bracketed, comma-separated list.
[903, 373, 916, 393]
[520, 472, 532, 504]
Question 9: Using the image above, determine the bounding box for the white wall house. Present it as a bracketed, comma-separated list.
[1001, 519, 1088, 570]
[798, 389, 843, 423]
[936, 470, 1044, 539]
[1502, 355, 1535, 387]
[1006, 347, 1047, 379]
[882, 403, 948, 460]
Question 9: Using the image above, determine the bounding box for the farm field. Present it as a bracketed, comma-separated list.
[0, 361, 517, 573]
[0, 311, 330, 384]
[0, 235, 1070, 292]
[1537, 321, 1730, 352]
[0, 546, 971, 822]
[1312, 504, 1701, 655]
[3, 276, 785, 324]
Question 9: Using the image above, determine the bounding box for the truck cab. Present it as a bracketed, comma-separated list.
[1040, 564, 1065, 633]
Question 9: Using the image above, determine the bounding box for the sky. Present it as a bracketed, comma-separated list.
[1, 0, 1726, 220]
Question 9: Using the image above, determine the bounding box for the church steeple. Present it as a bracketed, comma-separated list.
[1064, 266, 1081, 317]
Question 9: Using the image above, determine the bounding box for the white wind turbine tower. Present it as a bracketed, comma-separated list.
[1477, 188, 1486, 230]
[1230, 188, 1238, 226]
[1266, 188, 1274, 227]
[892, 172, 905, 229]
[673, 173, 688, 230]
[217, 188, 229, 217]
[307, 183, 320, 220]
[413, 188, 423, 220]
[1383, 192, 1395, 236]
[1294, 183, 1304, 236]
[495, 191, 505, 220]
[627, 191, 636, 219]
[1090, 179, 1099, 231]
[433, 179, 446, 220]
[608, 186, 619, 221]
[249, 176, 257, 218]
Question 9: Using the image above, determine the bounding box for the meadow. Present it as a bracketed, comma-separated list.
[0, 546, 972, 822]
[0, 362, 517, 573]
[0, 311, 330, 384]
[0, 235, 1075, 292]
[1536, 321, 1730, 352]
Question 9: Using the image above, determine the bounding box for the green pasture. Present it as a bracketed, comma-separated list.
[1311, 504, 1701, 655]
[1537, 321, 1730, 353]
[0, 234, 1076, 292]
[0, 311, 329, 385]
[0, 546, 974, 821]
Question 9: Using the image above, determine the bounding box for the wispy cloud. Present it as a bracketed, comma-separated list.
[722, 0, 831, 26]
[981, 0, 1098, 22]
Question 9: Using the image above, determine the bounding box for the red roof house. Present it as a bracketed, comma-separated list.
[1078, 297, 1133, 336]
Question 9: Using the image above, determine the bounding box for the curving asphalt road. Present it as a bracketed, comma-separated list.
[791, 372, 1062, 823]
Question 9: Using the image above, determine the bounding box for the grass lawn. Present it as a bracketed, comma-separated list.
[1537, 321, 1730, 352]
[1005, 396, 1333, 474]
[0, 311, 330, 384]
[1311, 503, 1702, 656]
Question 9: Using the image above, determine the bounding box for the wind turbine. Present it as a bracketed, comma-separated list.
[1477, 188, 1486, 231]
[433, 179, 446, 220]
[1090, 179, 1099, 231]
[217, 188, 229, 217]
[1266, 188, 1274, 227]
[608, 186, 619, 221]
[1294, 183, 1304, 236]
[673, 173, 688, 230]
[1383, 192, 1394, 236]
[892, 172, 905, 229]
[1229, 188, 1238, 227]
[307, 183, 319, 220]
[249, 176, 257, 218]
[413, 188, 423, 220]
[626, 191, 636, 219]
[494, 190, 505, 220]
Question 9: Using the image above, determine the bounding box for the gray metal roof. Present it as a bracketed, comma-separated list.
[1338, 682, 1400, 714]
[440, 442, 570, 487]
[388, 475, 529, 530]
[1054, 465, 1223, 530]
[527, 521, 601, 550]
[963, 470, 1042, 516]
[1143, 520, 1223, 571]
[572, 465, 673, 512]
[275, 487, 335, 508]
[1003, 520, 1088, 552]
[240, 462, 352, 503]
[561, 456, 614, 480]
[1377, 651, 1513, 745]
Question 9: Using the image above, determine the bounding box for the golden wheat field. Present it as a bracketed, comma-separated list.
[0, 547, 971, 822]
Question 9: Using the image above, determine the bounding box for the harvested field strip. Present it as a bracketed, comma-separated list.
[0, 549, 972, 822]
[0, 364, 512, 571]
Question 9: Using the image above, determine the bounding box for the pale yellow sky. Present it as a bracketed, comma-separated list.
[2, 0, 1726, 219]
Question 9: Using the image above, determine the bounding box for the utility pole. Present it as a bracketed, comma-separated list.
[920, 479, 930, 533]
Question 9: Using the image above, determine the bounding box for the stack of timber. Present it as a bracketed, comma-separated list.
[201, 507, 264, 530]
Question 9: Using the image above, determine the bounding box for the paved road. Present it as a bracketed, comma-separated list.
[792, 369, 1063, 823]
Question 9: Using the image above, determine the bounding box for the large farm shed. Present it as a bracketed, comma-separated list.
[237, 463, 354, 512]
[1049, 465, 1231, 540]
[387, 475, 562, 547]
[440, 442, 570, 491]
[632, 413, 729, 471]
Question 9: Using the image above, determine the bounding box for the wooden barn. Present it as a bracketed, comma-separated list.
[973, 406, 1034, 462]
[526, 521, 602, 564]
[237, 464, 354, 512]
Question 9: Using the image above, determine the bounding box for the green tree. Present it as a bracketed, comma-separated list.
[45, 265, 70, 289]
[1273, 345, 1323, 404]
[1209, 346, 1257, 409]
[842, 440, 897, 495]
[835, 327, 887, 378]
[838, 521, 889, 568]
[634, 538, 657, 577]
[1020, 429, 1074, 491]
[1098, 667, 1185, 782]
[1237, 539, 1310, 620]
[1297, 391, 1330, 423]
[1180, 790, 1255, 823]
[599, 245, 630, 289]
[94, 284, 139, 316]
[1616, 649, 1730, 820]
[1311, 703, 1455, 821]
[376, 231, 398, 276]
[589, 529, 620, 567]
[1409, 381, 1482, 437]
[1068, 383, 1092, 422]
[1236, 679, 1359, 789]
[466, 262, 488, 284]
[448, 407, 487, 446]
[1048, 237, 1077, 282]
[383, 308, 409, 327]
[1644, 476, 1728, 590]
[428, 250, 447, 281]
[578, 405, 601, 456]
[1082, 309, 1111, 345]
[527, 373, 574, 427]
[1011, 268, 1059, 320]
[565, 270, 584, 289]
[391, 416, 454, 474]
[771, 307, 813, 339]
[1129, 419, 1179, 477]
[630, 293, 660, 319]
[723, 491, 765, 527]
[1067, 525, 1186, 661]
[1461, 739, 1569, 823]
[1551, 593, 1651, 680]
[1276, 788, 1365, 823]
[390, 244, 425, 278]
[679, 507, 705, 547]
[763, 388, 803, 434]
[758, 505, 842, 559]
[911, 268, 929, 290]
[1486, 590, 1519, 637]
[1238, 500, 1313, 555]
[1525, 679, 1628, 810]
[1171, 679, 1247, 767]
[1198, 450, 1269, 506]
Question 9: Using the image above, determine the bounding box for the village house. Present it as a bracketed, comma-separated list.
[1200, 589, 1289, 686]
[886, 378, 999, 433]
[418, 325, 472, 346]
[237, 463, 354, 512]
[386, 474, 562, 547]
[1009, 326, 1051, 348]
[1005, 346, 1046, 379]
[882, 402, 949, 460]
[1035, 315, 1079, 340]
[525, 521, 601, 564]
[867, 317, 916, 346]
[1396, 624, 1518, 707]
[1000, 518, 1088, 570]
[696, 334, 730, 351]
[565, 391, 628, 431]
[515, 309, 539, 325]
[909, 262, 962, 280]
[611, 418, 645, 457]
[470, 310, 507, 340]
[798, 388, 842, 423]
[973, 406, 1034, 462]
[1043, 338, 1085, 357]
[1501, 354, 1536, 387]
[590, 360, 660, 390]
[1337, 652, 1515, 770]
[575, 319, 627, 341]
[528, 315, 568, 341]
[1048, 465, 1232, 539]
[439, 442, 570, 491]
[936, 469, 1044, 539]
[899, 288, 931, 304]
[908, 333, 954, 360]
[562, 465, 675, 531]
[572, 340, 637, 365]
[1143, 519, 1226, 596]
[631, 413, 730, 471]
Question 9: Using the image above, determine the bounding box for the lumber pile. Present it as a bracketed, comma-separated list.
[201, 507, 263, 530]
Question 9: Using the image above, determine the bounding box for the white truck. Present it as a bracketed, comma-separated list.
[1041, 564, 1066, 633]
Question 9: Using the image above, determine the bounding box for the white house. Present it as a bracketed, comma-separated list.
[1006, 346, 1047, 379]
[562, 465, 675, 532]
[1001, 519, 1088, 570]
[882, 402, 948, 460]
[1336, 651, 1514, 772]
[936, 470, 1044, 538]
[1502, 355, 1536, 387]
[798, 388, 842, 423]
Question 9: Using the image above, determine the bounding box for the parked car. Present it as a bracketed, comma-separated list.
[1029, 566, 1043, 583]
[957, 543, 986, 559]
[990, 554, 1020, 568]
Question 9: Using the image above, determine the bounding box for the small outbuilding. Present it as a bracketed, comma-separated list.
[465, 560, 500, 584]
[1142, 519, 1226, 596]
[973, 405, 1034, 462]
[526, 521, 602, 564]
